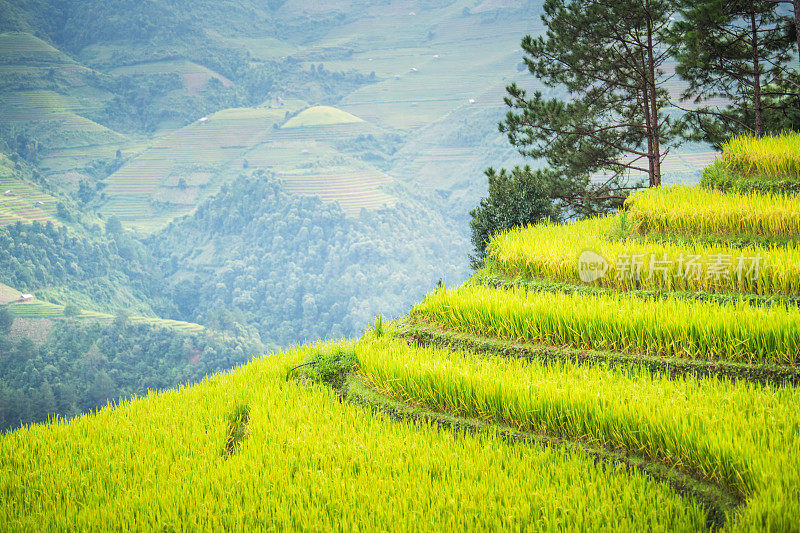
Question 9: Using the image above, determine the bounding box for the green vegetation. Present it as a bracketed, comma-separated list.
[669, 2, 798, 143]
[471, 0, 798, 261]
[0, 319, 260, 431]
[151, 176, 463, 347]
[0, 220, 168, 315]
[626, 185, 800, 237]
[355, 337, 800, 530]
[411, 284, 800, 364]
[0, 347, 709, 531]
[1, 2, 799, 530]
[469, 166, 558, 267]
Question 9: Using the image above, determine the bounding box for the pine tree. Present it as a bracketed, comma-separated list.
[500, 0, 678, 199]
[766, 0, 799, 69]
[671, 0, 796, 143]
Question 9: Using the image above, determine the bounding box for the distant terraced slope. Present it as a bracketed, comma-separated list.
[98, 104, 396, 231]
[0, 153, 57, 226]
[4, 298, 204, 332]
[281, 106, 364, 128]
[0, 33, 123, 145]
[108, 59, 233, 96]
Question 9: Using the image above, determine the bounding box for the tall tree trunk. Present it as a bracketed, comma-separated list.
[642, 82, 656, 187]
[639, 49, 655, 187]
[751, 12, 764, 137]
[646, 8, 662, 187]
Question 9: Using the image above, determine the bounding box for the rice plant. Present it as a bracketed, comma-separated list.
[411, 284, 800, 364]
[488, 216, 800, 296]
[721, 132, 800, 179]
[355, 337, 800, 531]
[626, 185, 800, 237]
[0, 344, 706, 531]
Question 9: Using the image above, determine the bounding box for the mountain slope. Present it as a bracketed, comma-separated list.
[150, 175, 463, 346]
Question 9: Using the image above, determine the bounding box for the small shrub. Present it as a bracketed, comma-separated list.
[306, 347, 356, 388]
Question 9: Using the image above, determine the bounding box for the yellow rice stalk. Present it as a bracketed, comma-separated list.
[356, 336, 800, 531]
[626, 185, 800, 237]
[721, 132, 800, 178]
[488, 216, 800, 296]
[0, 343, 707, 531]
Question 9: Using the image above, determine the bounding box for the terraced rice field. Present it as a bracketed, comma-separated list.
[627, 185, 800, 237]
[0, 345, 710, 531]
[720, 133, 800, 179]
[37, 144, 137, 175]
[276, 164, 396, 215]
[0, 32, 126, 175]
[0, 177, 57, 226]
[412, 283, 800, 364]
[329, 17, 531, 129]
[217, 36, 299, 61]
[2, 105, 800, 532]
[99, 105, 398, 227]
[4, 299, 204, 332]
[0, 32, 69, 64]
[346, 178, 799, 529]
[355, 336, 800, 530]
[98, 107, 287, 228]
[486, 216, 800, 296]
[5, 300, 113, 321]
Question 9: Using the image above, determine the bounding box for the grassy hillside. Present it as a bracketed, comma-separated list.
[3, 140, 799, 529]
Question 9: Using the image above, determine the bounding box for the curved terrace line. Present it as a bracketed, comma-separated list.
[340, 374, 741, 532]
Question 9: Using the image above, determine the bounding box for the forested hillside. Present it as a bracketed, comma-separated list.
[151, 175, 462, 346]
[0, 220, 166, 315]
[0, 315, 261, 430]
